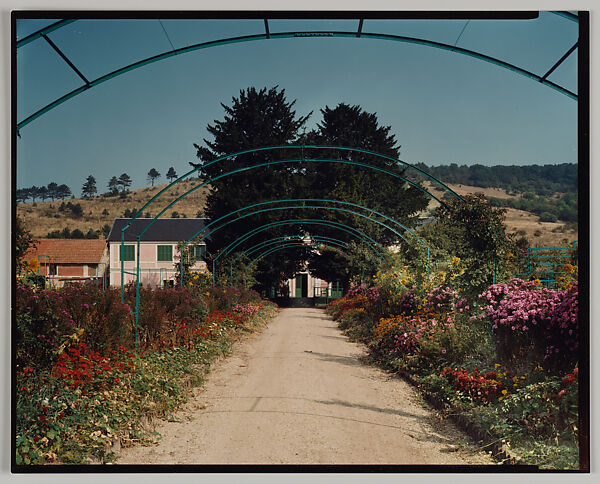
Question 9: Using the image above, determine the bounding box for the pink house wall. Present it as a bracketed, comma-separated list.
[109, 242, 207, 288]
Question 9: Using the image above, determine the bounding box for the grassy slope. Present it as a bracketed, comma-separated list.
[17, 179, 577, 248]
[423, 182, 578, 248]
[16, 179, 210, 238]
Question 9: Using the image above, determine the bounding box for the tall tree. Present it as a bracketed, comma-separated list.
[118, 173, 132, 193]
[305, 103, 428, 243]
[38, 186, 49, 202]
[147, 168, 160, 186]
[16, 189, 30, 204]
[57, 184, 72, 200]
[165, 167, 177, 183]
[81, 175, 97, 197]
[47, 182, 59, 201]
[29, 186, 40, 203]
[107, 176, 119, 196]
[194, 86, 311, 289]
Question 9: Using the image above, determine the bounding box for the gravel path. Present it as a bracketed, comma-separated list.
[117, 308, 493, 465]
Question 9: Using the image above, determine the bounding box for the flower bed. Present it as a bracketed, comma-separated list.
[15, 283, 277, 465]
[326, 267, 580, 469]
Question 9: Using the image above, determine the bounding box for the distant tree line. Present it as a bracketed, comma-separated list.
[46, 224, 111, 239]
[19, 165, 184, 204]
[17, 183, 72, 203]
[415, 162, 577, 197]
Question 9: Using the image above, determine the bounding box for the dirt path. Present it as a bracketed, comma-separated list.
[117, 308, 493, 465]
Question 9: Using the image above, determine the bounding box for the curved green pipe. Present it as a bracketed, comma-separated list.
[130, 152, 457, 241]
[241, 235, 349, 260]
[198, 204, 428, 285]
[121, 144, 463, 245]
[244, 242, 348, 290]
[17, 19, 77, 47]
[219, 218, 390, 267]
[123, 143, 437, 301]
[232, 235, 349, 286]
[201, 198, 427, 252]
[17, 23, 576, 129]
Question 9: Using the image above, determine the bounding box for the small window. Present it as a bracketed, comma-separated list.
[194, 245, 206, 260]
[157, 245, 173, 262]
[120, 245, 135, 261]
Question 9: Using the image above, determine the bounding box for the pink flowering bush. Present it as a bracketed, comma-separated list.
[233, 303, 260, 317]
[424, 285, 458, 312]
[477, 279, 578, 370]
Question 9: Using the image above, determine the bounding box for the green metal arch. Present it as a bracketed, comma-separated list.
[245, 242, 348, 286]
[226, 235, 351, 283]
[199, 198, 428, 251]
[188, 202, 429, 285]
[190, 204, 422, 261]
[219, 218, 392, 279]
[127, 146, 464, 243]
[222, 220, 387, 261]
[241, 235, 350, 259]
[17, 19, 576, 129]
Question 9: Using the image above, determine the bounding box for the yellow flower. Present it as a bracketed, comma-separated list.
[438, 271, 446, 278]
[494, 363, 500, 369]
[534, 279, 541, 286]
[26, 258, 40, 271]
[498, 397, 504, 402]
[501, 389, 508, 395]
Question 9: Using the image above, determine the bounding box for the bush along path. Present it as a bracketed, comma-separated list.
[326, 261, 580, 470]
[15, 280, 277, 465]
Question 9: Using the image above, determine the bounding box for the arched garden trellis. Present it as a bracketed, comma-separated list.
[242, 242, 350, 290]
[221, 220, 391, 282]
[16, 12, 578, 131]
[116, 145, 464, 339]
[14, 14, 581, 345]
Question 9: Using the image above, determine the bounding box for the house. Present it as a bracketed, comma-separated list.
[24, 238, 109, 288]
[106, 218, 209, 288]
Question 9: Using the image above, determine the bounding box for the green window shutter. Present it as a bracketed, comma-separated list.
[120, 245, 135, 261]
[157, 245, 173, 262]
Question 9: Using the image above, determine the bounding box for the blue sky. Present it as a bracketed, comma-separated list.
[16, 13, 579, 195]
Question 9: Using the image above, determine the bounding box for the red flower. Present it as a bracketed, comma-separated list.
[558, 389, 566, 398]
[59, 411, 65, 419]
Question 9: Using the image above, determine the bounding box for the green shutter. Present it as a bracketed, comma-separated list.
[157, 245, 173, 262]
[120, 245, 135, 261]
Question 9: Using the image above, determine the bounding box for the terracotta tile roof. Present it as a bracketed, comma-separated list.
[24, 239, 107, 264]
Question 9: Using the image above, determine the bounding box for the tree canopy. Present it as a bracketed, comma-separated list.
[193, 87, 429, 291]
[147, 168, 160, 186]
[82, 175, 97, 197]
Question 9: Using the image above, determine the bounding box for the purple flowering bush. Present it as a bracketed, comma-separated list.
[477, 279, 578, 370]
[15, 284, 131, 370]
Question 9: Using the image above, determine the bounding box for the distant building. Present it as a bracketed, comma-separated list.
[24, 238, 108, 287]
[106, 218, 209, 288]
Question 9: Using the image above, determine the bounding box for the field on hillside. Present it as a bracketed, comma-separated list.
[16, 179, 210, 238]
[424, 182, 578, 248]
[17, 179, 577, 248]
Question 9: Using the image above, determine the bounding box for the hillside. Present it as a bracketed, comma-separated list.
[16, 179, 210, 238]
[423, 182, 578, 248]
[17, 178, 577, 248]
